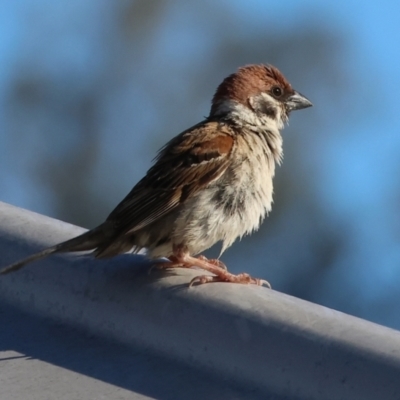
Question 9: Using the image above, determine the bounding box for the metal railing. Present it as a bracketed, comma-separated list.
[0, 201, 399, 400]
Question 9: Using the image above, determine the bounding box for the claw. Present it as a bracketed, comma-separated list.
[188, 272, 272, 288]
[259, 279, 272, 289]
[189, 275, 219, 287]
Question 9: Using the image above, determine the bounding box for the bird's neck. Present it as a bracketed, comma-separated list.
[211, 99, 284, 164]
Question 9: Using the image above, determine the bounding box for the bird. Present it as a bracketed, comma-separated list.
[0, 64, 312, 287]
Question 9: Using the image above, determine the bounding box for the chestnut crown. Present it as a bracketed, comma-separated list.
[210, 64, 311, 117]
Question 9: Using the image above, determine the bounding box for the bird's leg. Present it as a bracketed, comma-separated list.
[151, 246, 228, 273]
[151, 246, 270, 288]
[148, 255, 185, 274]
[170, 246, 271, 288]
[196, 255, 227, 270]
[183, 254, 271, 288]
[151, 254, 226, 273]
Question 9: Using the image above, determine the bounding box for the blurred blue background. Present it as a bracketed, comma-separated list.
[1, 0, 400, 329]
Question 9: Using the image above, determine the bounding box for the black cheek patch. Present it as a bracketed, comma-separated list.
[259, 103, 277, 119]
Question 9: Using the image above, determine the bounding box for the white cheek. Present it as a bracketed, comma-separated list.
[213, 98, 285, 132]
[251, 92, 285, 130]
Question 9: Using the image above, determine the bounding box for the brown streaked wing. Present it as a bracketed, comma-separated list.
[106, 120, 235, 234]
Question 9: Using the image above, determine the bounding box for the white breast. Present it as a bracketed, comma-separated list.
[172, 128, 283, 256]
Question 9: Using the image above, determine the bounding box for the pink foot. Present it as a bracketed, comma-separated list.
[150, 248, 271, 288]
[189, 272, 271, 288]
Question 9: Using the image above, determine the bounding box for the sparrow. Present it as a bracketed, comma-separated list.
[0, 64, 312, 287]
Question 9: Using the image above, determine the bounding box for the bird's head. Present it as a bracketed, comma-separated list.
[210, 64, 312, 130]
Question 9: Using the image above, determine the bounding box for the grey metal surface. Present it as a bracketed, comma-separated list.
[0, 201, 400, 400]
[0, 301, 261, 400]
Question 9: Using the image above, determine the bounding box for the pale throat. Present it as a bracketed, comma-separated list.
[211, 98, 285, 132]
[212, 98, 284, 164]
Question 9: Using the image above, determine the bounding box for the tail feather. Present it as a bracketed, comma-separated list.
[0, 223, 112, 275]
[0, 246, 59, 275]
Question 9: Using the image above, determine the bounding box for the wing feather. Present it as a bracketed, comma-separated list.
[106, 120, 235, 234]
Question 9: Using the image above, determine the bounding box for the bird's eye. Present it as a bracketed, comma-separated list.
[272, 86, 283, 97]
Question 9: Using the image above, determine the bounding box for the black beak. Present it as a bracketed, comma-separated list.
[286, 91, 312, 111]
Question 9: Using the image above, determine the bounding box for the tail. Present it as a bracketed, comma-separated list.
[0, 222, 112, 275]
